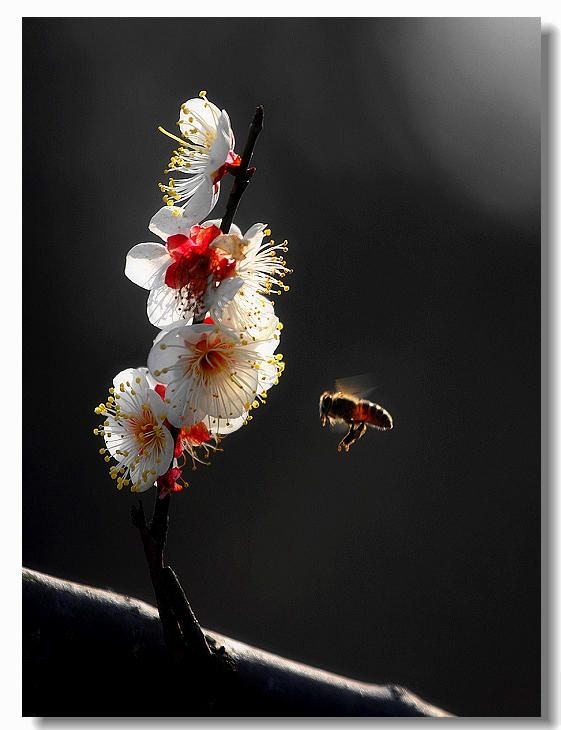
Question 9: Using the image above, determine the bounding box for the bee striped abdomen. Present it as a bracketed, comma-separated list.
[351, 400, 393, 430]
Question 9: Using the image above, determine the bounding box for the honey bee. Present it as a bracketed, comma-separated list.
[319, 375, 393, 452]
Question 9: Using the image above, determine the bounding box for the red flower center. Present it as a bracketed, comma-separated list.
[128, 411, 164, 456]
[164, 225, 237, 308]
[189, 333, 232, 384]
[181, 422, 211, 446]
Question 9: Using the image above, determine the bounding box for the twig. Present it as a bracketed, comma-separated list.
[131, 463, 214, 676]
[160, 566, 213, 666]
[220, 105, 264, 234]
[131, 494, 187, 663]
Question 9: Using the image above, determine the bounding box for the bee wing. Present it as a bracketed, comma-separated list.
[334, 373, 377, 400]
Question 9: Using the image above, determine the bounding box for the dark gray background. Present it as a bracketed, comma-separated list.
[23, 17, 541, 717]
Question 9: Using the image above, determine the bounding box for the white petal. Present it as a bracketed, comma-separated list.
[112, 368, 150, 394]
[203, 413, 247, 437]
[147, 325, 193, 385]
[255, 359, 280, 392]
[149, 206, 196, 241]
[147, 285, 196, 329]
[145, 388, 171, 424]
[241, 224, 267, 259]
[203, 219, 242, 237]
[125, 243, 170, 289]
[243, 223, 267, 240]
[253, 323, 282, 355]
[183, 176, 220, 222]
[207, 111, 233, 171]
[168, 405, 197, 429]
[218, 291, 278, 340]
[178, 97, 221, 139]
[136, 366, 160, 390]
[207, 277, 244, 319]
[193, 376, 252, 421]
[155, 313, 195, 332]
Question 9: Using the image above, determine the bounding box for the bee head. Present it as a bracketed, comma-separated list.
[319, 392, 332, 425]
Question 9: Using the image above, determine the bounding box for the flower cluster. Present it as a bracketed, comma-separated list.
[95, 92, 291, 497]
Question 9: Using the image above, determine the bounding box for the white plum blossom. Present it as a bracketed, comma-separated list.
[204, 220, 291, 337]
[125, 219, 290, 337]
[135, 365, 229, 472]
[157, 91, 241, 224]
[147, 321, 284, 429]
[94, 368, 174, 492]
[125, 222, 239, 329]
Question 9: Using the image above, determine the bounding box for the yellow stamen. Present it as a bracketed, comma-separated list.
[158, 126, 187, 147]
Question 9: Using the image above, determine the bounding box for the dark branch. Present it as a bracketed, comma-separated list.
[160, 566, 213, 667]
[131, 456, 216, 679]
[131, 493, 187, 663]
[220, 105, 264, 234]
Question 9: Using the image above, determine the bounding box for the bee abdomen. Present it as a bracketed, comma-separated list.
[354, 401, 393, 430]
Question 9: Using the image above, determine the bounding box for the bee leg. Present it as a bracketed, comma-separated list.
[338, 425, 355, 451]
[338, 422, 367, 452]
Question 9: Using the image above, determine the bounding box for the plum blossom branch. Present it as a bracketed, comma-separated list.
[130, 493, 187, 661]
[159, 566, 214, 666]
[95, 93, 290, 694]
[220, 105, 264, 237]
[130, 492, 210, 663]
